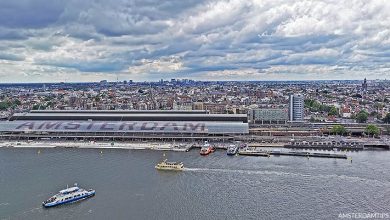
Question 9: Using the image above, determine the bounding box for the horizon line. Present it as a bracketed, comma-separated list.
[0, 79, 381, 85]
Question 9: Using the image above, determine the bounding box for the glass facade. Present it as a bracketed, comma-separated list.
[289, 94, 304, 121]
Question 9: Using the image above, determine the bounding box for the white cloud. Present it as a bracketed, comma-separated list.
[1, 0, 390, 82]
[128, 56, 186, 75]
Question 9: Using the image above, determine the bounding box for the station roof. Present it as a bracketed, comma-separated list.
[30, 110, 209, 114]
[10, 113, 248, 123]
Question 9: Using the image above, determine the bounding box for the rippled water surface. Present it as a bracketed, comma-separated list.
[1, 148, 390, 219]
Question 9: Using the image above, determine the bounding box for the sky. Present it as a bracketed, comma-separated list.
[0, 0, 389, 83]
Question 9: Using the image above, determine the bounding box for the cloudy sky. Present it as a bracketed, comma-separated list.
[0, 0, 389, 82]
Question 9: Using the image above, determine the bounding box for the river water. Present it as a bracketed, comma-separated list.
[0, 148, 389, 220]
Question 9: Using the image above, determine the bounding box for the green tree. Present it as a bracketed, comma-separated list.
[328, 106, 339, 116]
[356, 110, 368, 123]
[13, 99, 21, 106]
[305, 99, 333, 113]
[46, 101, 54, 108]
[0, 102, 10, 110]
[365, 124, 380, 137]
[331, 125, 347, 135]
[383, 113, 390, 124]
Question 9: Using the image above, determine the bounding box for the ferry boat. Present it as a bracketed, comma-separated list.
[226, 145, 238, 155]
[200, 141, 215, 155]
[155, 159, 184, 171]
[42, 184, 95, 208]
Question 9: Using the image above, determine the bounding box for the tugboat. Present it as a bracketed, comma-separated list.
[42, 184, 95, 208]
[226, 145, 239, 155]
[200, 141, 215, 155]
[155, 159, 184, 171]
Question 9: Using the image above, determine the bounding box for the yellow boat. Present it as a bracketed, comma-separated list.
[155, 159, 184, 171]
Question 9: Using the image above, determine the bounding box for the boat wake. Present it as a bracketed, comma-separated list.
[11, 206, 42, 219]
[183, 167, 293, 176]
[183, 168, 390, 186]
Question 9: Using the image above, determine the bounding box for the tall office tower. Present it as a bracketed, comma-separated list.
[362, 78, 368, 91]
[289, 94, 304, 122]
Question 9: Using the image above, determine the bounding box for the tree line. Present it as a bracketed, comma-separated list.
[330, 124, 380, 137]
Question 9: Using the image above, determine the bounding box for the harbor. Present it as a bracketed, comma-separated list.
[0, 140, 354, 160]
[0, 147, 389, 220]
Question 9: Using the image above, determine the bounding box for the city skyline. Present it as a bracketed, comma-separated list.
[10, 78, 385, 84]
[0, 0, 390, 83]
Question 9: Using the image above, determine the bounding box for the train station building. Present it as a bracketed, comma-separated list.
[0, 110, 249, 142]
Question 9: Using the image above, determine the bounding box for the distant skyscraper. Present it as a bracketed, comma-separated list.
[362, 78, 368, 91]
[289, 94, 304, 122]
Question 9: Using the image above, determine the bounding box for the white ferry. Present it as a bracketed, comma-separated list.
[42, 184, 95, 208]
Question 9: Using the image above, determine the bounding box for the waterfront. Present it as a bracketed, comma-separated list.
[1, 148, 390, 220]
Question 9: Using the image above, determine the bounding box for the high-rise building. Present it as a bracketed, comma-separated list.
[289, 94, 304, 122]
[362, 78, 368, 91]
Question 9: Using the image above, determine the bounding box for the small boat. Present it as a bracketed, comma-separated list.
[200, 147, 212, 155]
[42, 184, 95, 208]
[227, 145, 238, 155]
[200, 141, 215, 155]
[155, 159, 184, 171]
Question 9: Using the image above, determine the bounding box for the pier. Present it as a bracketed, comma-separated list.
[238, 151, 270, 157]
[237, 148, 348, 159]
[285, 141, 364, 151]
[271, 151, 348, 159]
[363, 143, 390, 150]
